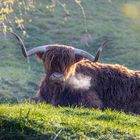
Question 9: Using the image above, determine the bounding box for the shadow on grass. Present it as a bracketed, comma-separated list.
[0, 116, 65, 140]
[0, 97, 19, 104]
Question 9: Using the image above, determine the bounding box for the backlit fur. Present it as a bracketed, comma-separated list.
[32, 45, 140, 114]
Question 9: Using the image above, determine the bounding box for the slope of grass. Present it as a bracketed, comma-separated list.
[0, 103, 140, 140]
[1, 1, 140, 139]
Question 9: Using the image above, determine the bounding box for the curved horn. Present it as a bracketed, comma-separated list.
[74, 48, 95, 61]
[10, 32, 49, 57]
[10, 32, 109, 61]
[75, 39, 109, 62]
[26, 45, 49, 56]
[94, 39, 110, 62]
[10, 32, 28, 57]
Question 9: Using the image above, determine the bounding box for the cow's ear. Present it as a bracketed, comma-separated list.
[75, 54, 83, 63]
[35, 52, 45, 60]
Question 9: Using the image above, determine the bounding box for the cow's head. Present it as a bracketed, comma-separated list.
[11, 32, 108, 85]
[36, 45, 79, 84]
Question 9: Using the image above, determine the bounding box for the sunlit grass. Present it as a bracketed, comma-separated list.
[1, 1, 140, 139]
[122, 3, 140, 19]
[0, 103, 140, 139]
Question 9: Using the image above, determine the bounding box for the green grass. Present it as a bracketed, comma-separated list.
[1, 0, 140, 99]
[0, 1, 140, 139]
[0, 103, 140, 140]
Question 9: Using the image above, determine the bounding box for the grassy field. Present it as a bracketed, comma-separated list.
[1, 0, 140, 99]
[0, 0, 140, 139]
[0, 103, 140, 140]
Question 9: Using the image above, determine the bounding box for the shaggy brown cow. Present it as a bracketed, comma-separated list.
[11, 32, 140, 114]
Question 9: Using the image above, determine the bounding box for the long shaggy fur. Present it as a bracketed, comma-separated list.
[32, 46, 140, 114]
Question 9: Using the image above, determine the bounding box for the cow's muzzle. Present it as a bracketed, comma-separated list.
[49, 72, 65, 84]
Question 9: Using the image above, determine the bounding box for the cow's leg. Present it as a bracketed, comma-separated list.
[30, 96, 45, 103]
[82, 91, 104, 109]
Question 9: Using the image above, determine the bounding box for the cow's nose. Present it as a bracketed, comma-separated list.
[49, 72, 65, 83]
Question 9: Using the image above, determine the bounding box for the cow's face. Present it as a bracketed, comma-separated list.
[36, 46, 83, 85]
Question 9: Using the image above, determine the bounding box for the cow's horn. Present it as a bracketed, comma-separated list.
[75, 39, 109, 62]
[10, 32, 28, 57]
[94, 39, 110, 62]
[74, 48, 95, 61]
[11, 32, 108, 61]
[10, 32, 49, 57]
